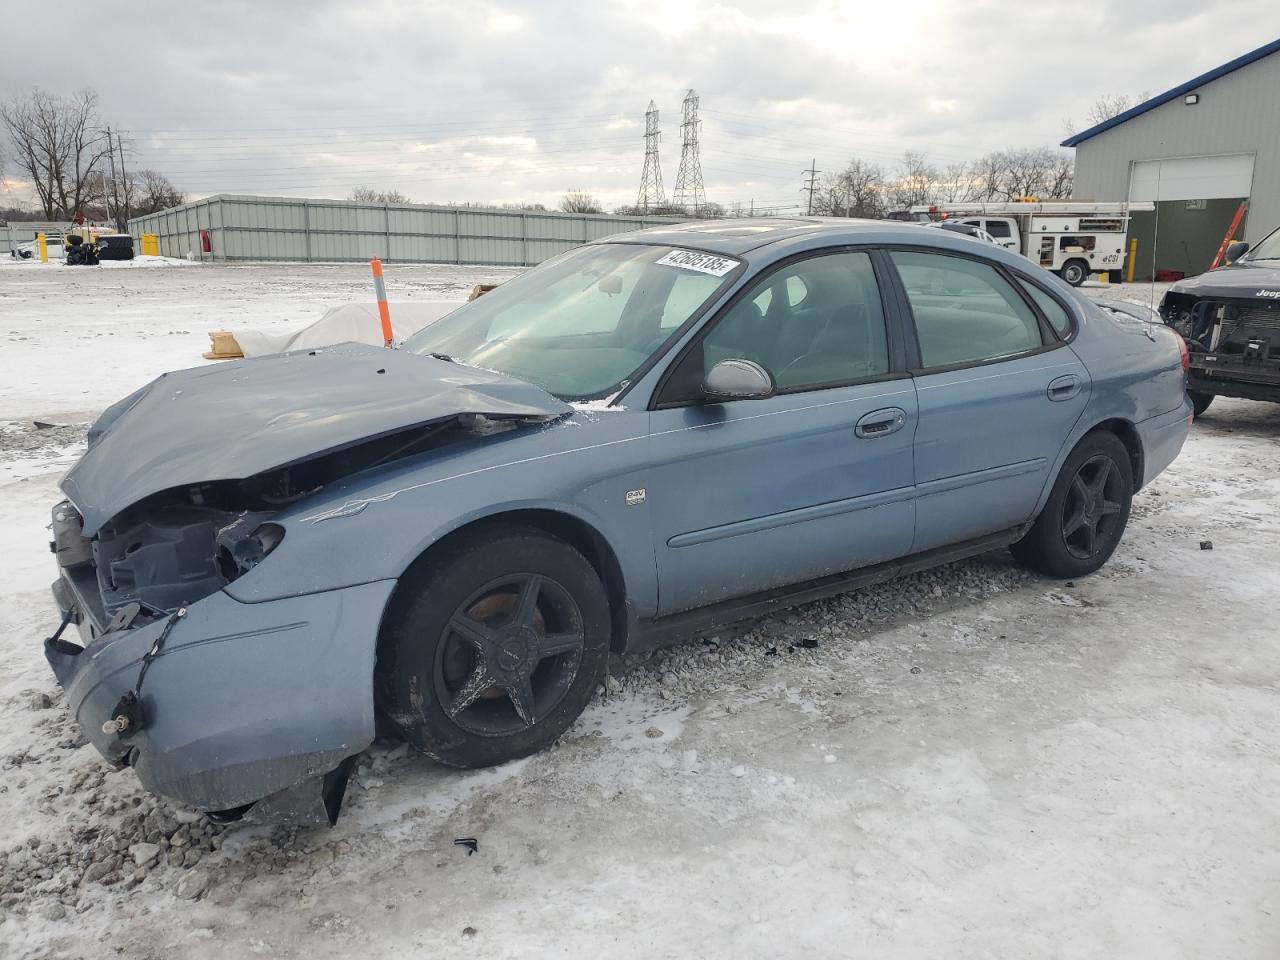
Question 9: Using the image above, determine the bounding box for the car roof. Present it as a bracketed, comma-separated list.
[597, 217, 946, 256]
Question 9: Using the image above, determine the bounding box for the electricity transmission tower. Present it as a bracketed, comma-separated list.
[673, 89, 706, 215]
[636, 101, 667, 212]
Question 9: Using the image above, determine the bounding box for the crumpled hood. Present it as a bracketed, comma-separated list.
[1167, 261, 1280, 300]
[63, 343, 571, 535]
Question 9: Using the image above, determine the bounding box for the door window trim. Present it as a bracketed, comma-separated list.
[649, 245, 910, 410]
[878, 244, 1072, 376]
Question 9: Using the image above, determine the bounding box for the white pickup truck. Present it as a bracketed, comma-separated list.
[907, 201, 1154, 286]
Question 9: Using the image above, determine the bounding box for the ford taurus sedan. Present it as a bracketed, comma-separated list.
[44, 219, 1193, 822]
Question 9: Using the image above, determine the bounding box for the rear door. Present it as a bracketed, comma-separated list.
[886, 249, 1089, 552]
[647, 249, 916, 615]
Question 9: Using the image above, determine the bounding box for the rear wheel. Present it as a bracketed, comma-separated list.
[1059, 259, 1090, 287]
[378, 524, 611, 768]
[1012, 431, 1133, 578]
[1189, 390, 1214, 418]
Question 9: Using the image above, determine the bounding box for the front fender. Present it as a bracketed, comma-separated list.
[223, 412, 658, 617]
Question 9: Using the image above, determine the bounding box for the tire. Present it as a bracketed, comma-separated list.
[1011, 431, 1134, 579]
[1059, 260, 1089, 287]
[1189, 390, 1214, 418]
[377, 523, 611, 768]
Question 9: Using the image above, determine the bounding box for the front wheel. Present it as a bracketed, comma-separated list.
[1189, 390, 1214, 418]
[1059, 260, 1089, 287]
[1011, 431, 1134, 578]
[377, 524, 611, 768]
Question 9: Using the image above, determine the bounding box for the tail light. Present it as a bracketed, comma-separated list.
[1174, 332, 1190, 373]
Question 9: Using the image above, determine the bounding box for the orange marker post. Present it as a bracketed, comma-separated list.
[370, 257, 394, 347]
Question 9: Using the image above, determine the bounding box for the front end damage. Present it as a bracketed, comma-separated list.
[42, 344, 573, 822]
[1162, 290, 1280, 403]
[48, 492, 395, 823]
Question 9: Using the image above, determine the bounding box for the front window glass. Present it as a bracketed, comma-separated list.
[402, 244, 736, 399]
[699, 250, 889, 391]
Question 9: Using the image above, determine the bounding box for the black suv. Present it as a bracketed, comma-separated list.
[1160, 227, 1280, 416]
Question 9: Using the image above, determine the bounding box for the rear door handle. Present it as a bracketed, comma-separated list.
[855, 407, 908, 439]
[1047, 374, 1082, 402]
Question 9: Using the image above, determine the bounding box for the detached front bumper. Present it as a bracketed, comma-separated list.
[47, 576, 395, 813]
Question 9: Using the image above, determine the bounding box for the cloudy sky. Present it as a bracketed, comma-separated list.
[1, 0, 1276, 213]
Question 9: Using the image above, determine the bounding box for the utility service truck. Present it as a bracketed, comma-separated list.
[907, 201, 1154, 286]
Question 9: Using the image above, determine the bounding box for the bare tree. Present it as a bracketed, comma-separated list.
[939, 161, 970, 203]
[1002, 147, 1056, 199]
[350, 186, 411, 204]
[1046, 153, 1074, 198]
[967, 152, 1009, 201]
[0, 88, 111, 219]
[888, 151, 939, 209]
[131, 169, 185, 216]
[1085, 92, 1149, 126]
[559, 190, 602, 214]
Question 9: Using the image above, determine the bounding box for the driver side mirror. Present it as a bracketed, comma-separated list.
[702, 359, 775, 401]
[1225, 240, 1249, 264]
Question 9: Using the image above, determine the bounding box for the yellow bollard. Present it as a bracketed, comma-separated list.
[37, 233, 48, 263]
[1126, 237, 1138, 283]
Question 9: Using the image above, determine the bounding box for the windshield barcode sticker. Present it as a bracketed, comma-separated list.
[655, 249, 740, 277]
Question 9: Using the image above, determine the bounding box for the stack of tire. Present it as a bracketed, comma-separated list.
[65, 235, 99, 266]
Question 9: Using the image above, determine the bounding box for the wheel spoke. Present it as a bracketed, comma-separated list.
[1071, 474, 1090, 506]
[1090, 458, 1113, 495]
[1099, 499, 1122, 516]
[1080, 519, 1097, 556]
[506, 675, 537, 727]
[513, 574, 543, 629]
[535, 630, 584, 660]
[1063, 508, 1087, 537]
[448, 614, 497, 654]
[447, 664, 497, 719]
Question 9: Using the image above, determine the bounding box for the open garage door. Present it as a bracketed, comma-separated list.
[1127, 154, 1254, 280]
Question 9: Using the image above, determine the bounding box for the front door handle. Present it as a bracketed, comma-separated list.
[1047, 374, 1082, 402]
[855, 407, 908, 439]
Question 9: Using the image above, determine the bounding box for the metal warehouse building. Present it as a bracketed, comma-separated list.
[1064, 38, 1280, 281]
[127, 194, 678, 266]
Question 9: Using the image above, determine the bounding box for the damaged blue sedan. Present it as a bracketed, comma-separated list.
[45, 219, 1193, 822]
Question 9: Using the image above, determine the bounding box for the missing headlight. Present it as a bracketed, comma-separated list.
[215, 514, 285, 582]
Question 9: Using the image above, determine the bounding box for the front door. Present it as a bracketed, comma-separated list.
[886, 249, 1090, 552]
[646, 249, 917, 616]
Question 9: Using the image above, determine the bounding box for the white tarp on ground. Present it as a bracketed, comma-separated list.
[234, 300, 464, 357]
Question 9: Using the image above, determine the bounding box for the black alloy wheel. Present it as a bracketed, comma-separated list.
[1011, 430, 1134, 578]
[1060, 454, 1126, 561]
[435, 572, 586, 736]
[378, 523, 611, 768]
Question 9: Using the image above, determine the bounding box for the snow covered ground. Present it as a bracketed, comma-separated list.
[1, 264, 1277, 959]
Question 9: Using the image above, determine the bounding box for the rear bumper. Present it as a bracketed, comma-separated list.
[47, 578, 395, 811]
[1136, 397, 1193, 487]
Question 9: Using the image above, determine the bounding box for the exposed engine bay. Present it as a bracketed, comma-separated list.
[55, 413, 526, 635]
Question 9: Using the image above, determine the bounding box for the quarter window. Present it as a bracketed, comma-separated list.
[1015, 277, 1072, 337]
[701, 251, 889, 391]
[891, 251, 1046, 368]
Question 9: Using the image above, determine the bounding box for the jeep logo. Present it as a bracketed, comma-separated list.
[1255, 289, 1280, 299]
